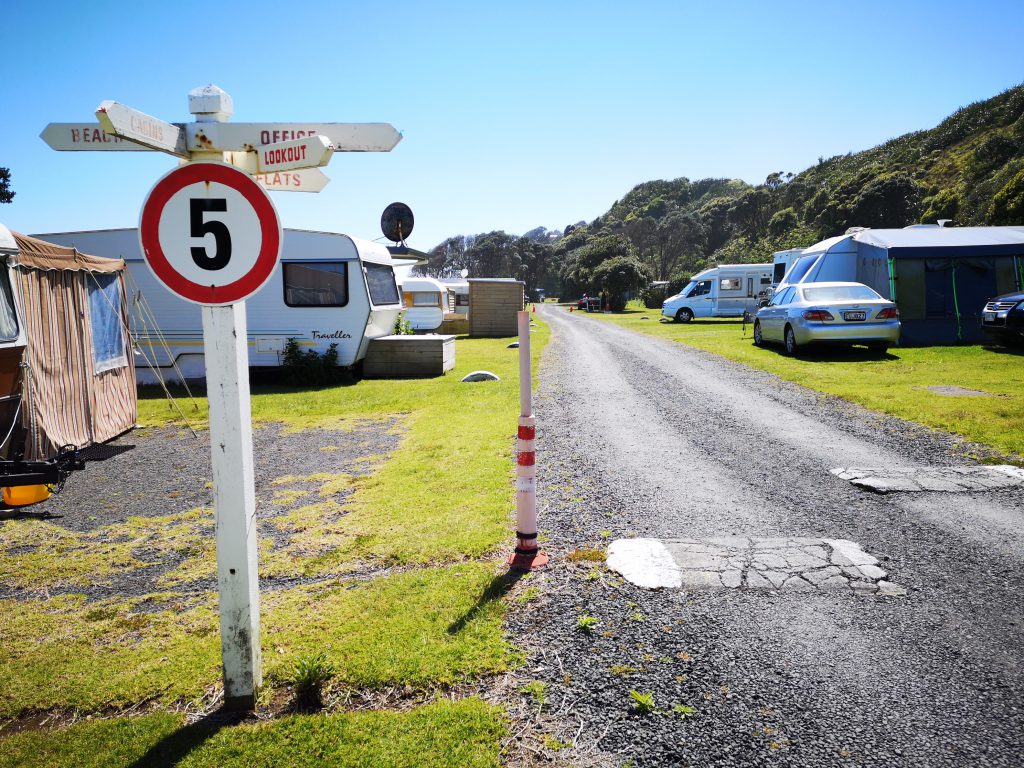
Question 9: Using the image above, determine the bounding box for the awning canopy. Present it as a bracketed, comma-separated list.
[11, 232, 125, 273]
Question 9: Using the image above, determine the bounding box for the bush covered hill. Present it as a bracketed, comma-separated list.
[420, 84, 1024, 308]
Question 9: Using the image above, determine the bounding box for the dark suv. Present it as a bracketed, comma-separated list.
[981, 290, 1024, 346]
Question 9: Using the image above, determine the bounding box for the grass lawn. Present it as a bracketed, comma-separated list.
[0, 318, 548, 765]
[585, 304, 1024, 458]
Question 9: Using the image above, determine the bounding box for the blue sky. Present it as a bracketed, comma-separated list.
[3, 0, 1023, 251]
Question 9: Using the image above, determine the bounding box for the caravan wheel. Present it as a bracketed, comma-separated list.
[675, 308, 693, 323]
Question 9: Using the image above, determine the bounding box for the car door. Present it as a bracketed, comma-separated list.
[762, 287, 794, 340]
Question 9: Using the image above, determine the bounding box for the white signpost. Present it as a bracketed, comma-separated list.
[43, 84, 401, 710]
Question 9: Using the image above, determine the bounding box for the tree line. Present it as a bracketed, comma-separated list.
[418, 84, 1024, 307]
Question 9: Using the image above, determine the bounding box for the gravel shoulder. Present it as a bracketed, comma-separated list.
[507, 306, 1024, 767]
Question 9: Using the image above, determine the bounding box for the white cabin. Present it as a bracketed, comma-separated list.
[36, 228, 403, 384]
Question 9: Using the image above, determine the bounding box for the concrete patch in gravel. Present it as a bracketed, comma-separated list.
[608, 537, 907, 595]
[832, 465, 1024, 493]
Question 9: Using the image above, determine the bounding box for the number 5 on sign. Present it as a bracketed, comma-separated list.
[139, 162, 281, 306]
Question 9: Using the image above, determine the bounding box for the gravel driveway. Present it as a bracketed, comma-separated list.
[508, 306, 1024, 767]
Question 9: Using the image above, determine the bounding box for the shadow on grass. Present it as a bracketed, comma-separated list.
[982, 343, 1024, 357]
[125, 708, 248, 768]
[447, 569, 525, 635]
[754, 344, 898, 363]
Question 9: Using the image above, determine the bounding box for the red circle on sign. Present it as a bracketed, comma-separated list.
[139, 162, 282, 305]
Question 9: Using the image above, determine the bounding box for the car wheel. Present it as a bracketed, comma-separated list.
[868, 342, 889, 354]
[784, 325, 799, 356]
[753, 321, 764, 347]
[675, 308, 693, 323]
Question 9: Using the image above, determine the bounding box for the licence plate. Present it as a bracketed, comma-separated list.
[843, 311, 866, 321]
[984, 312, 996, 322]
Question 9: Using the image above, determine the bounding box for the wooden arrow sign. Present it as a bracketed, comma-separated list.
[188, 122, 401, 153]
[40, 123, 153, 151]
[256, 135, 334, 173]
[253, 168, 331, 193]
[96, 101, 189, 157]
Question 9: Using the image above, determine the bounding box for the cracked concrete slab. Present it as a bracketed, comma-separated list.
[831, 465, 1024, 493]
[607, 537, 906, 595]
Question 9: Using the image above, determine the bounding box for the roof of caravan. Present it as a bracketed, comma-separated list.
[12, 232, 124, 273]
[854, 226, 1024, 249]
[402, 276, 447, 291]
[802, 226, 1024, 257]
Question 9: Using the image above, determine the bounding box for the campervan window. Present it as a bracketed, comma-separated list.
[283, 262, 349, 307]
[0, 270, 18, 342]
[87, 273, 127, 373]
[686, 280, 711, 297]
[410, 292, 439, 307]
[773, 263, 787, 283]
[364, 263, 400, 306]
[719, 277, 742, 292]
[455, 294, 469, 307]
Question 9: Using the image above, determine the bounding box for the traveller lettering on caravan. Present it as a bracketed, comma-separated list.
[312, 330, 352, 340]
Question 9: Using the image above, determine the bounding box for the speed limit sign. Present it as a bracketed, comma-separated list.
[139, 162, 282, 305]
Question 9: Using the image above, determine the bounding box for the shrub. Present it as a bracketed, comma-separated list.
[282, 339, 342, 386]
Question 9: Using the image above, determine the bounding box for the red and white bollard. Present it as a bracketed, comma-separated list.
[509, 310, 549, 570]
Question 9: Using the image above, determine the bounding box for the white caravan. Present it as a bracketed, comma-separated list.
[37, 228, 403, 384]
[440, 279, 470, 315]
[399, 276, 448, 331]
[662, 263, 772, 322]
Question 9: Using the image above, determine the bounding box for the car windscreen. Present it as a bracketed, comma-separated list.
[364, 262, 400, 306]
[801, 285, 881, 302]
[782, 254, 819, 285]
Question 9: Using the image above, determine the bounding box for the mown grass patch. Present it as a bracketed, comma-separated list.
[587, 306, 1024, 457]
[0, 698, 504, 768]
[0, 563, 513, 718]
[139, 326, 551, 565]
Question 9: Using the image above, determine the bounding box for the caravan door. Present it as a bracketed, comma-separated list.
[713, 273, 747, 316]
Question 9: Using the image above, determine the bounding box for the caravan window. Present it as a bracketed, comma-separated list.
[283, 262, 349, 307]
[410, 292, 439, 307]
[364, 263, 400, 306]
[719, 277, 742, 292]
[87, 273, 127, 373]
[0, 270, 18, 342]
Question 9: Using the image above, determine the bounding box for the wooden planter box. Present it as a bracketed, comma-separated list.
[363, 334, 456, 378]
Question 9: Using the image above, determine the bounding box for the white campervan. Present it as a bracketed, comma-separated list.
[37, 228, 403, 384]
[662, 264, 772, 322]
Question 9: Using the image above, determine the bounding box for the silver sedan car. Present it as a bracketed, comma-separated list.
[753, 282, 900, 355]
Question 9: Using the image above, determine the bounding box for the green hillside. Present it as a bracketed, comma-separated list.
[424, 84, 1024, 306]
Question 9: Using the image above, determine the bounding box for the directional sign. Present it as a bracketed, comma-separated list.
[188, 122, 401, 153]
[40, 123, 152, 151]
[256, 135, 333, 174]
[253, 168, 330, 193]
[96, 101, 189, 157]
[139, 163, 282, 305]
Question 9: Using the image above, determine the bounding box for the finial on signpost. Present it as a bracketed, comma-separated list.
[188, 84, 234, 123]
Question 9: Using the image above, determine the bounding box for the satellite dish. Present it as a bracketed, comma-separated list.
[381, 202, 414, 243]
[460, 268, 469, 279]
